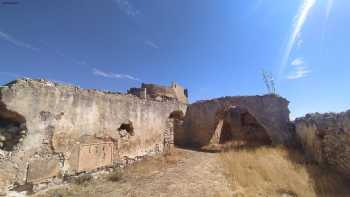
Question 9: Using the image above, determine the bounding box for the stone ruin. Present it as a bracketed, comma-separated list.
[3, 78, 349, 195]
[128, 82, 188, 104]
[178, 95, 292, 147]
[295, 111, 350, 178]
[0, 78, 186, 194]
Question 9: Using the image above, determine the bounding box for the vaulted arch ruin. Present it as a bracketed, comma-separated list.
[181, 95, 291, 148]
[210, 106, 272, 146]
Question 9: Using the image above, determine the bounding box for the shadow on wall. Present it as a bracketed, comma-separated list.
[175, 105, 273, 149]
[169, 110, 185, 147]
[0, 102, 27, 151]
[214, 106, 272, 146]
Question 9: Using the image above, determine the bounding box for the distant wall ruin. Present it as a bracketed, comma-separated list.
[295, 111, 350, 178]
[0, 79, 187, 194]
[128, 82, 188, 104]
[178, 95, 291, 147]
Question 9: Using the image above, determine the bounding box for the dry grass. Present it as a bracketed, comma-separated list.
[220, 146, 350, 197]
[34, 149, 188, 197]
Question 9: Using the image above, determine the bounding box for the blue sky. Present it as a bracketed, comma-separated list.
[0, 0, 349, 118]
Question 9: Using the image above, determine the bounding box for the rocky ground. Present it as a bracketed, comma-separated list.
[30, 145, 350, 197]
[34, 148, 234, 197]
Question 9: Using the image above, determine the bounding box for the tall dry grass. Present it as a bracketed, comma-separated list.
[220, 146, 350, 197]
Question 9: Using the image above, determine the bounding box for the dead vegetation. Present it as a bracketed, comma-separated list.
[33, 145, 350, 197]
[108, 169, 123, 182]
[34, 150, 189, 197]
[220, 145, 350, 197]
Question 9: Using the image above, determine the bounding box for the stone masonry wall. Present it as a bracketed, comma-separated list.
[0, 79, 187, 194]
[180, 95, 291, 147]
[128, 82, 188, 104]
[295, 111, 350, 178]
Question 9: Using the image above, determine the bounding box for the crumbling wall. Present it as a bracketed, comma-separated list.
[0, 79, 187, 193]
[295, 111, 350, 178]
[128, 82, 188, 104]
[170, 82, 188, 104]
[180, 95, 291, 147]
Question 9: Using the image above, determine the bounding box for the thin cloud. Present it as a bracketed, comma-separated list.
[93, 68, 140, 81]
[287, 66, 311, 80]
[280, 0, 316, 75]
[144, 40, 159, 49]
[326, 0, 334, 20]
[320, 0, 334, 56]
[291, 58, 304, 66]
[0, 31, 39, 51]
[287, 58, 311, 80]
[112, 0, 140, 17]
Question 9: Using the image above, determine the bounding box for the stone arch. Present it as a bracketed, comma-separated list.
[211, 106, 272, 146]
[168, 110, 185, 147]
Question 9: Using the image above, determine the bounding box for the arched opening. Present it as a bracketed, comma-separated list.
[168, 110, 185, 147]
[0, 102, 27, 151]
[240, 112, 272, 145]
[216, 106, 271, 146]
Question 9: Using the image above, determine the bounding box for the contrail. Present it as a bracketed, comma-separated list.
[326, 0, 334, 20]
[280, 0, 316, 76]
[320, 0, 334, 57]
[0, 31, 39, 51]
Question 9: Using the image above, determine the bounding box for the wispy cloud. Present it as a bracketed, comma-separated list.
[144, 40, 159, 49]
[291, 58, 304, 66]
[280, 0, 316, 75]
[287, 58, 311, 80]
[93, 68, 140, 81]
[326, 0, 334, 20]
[112, 0, 140, 17]
[320, 0, 334, 56]
[0, 31, 39, 51]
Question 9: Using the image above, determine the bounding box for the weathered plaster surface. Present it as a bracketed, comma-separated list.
[0, 79, 186, 193]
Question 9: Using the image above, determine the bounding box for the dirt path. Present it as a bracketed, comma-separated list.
[35, 148, 234, 197]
